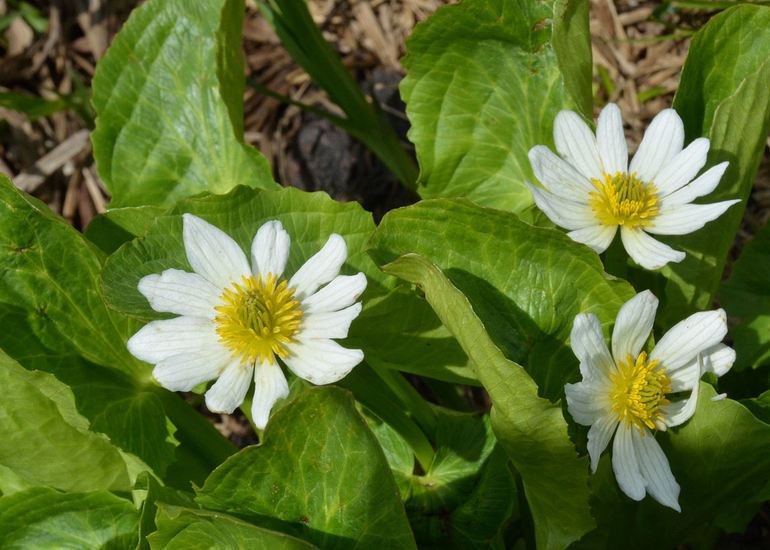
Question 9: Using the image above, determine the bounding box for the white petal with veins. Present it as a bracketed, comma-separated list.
[646, 200, 740, 235]
[528, 145, 593, 200]
[526, 182, 597, 231]
[566, 225, 617, 253]
[629, 109, 684, 183]
[611, 290, 658, 362]
[620, 227, 685, 270]
[252, 220, 291, 279]
[289, 234, 347, 299]
[138, 269, 221, 319]
[553, 110, 604, 181]
[183, 214, 251, 289]
[284, 337, 364, 384]
[127, 316, 219, 364]
[596, 103, 628, 175]
[204, 361, 253, 414]
[251, 360, 290, 430]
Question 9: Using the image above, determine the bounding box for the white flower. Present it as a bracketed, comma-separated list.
[127, 214, 366, 429]
[526, 103, 740, 270]
[565, 290, 735, 511]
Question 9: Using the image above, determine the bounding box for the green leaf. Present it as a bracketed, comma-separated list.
[340, 365, 436, 470]
[0, 184, 188, 475]
[406, 412, 498, 511]
[149, 504, 320, 550]
[368, 201, 644, 548]
[388, 412, 518, 550]
[134, 472, 196, 550]
[0, 351, 133, 493]
[85, 205, 166, 255]
[442, 445, 518, 549]
[196, 387, 417, 550]
[0, 91, 67, 120]
[551, 0, 593, 118]
[374, 251, 594, 550]
[348, 287, 473, 384]
[100, 185, 472, 384]
[719, 217, 770, 369]
[91, 0, 276, 207]
[662, 5, 770, 320]
[575, 385, 770, 549]
[0, 488, 138, 549]
[0, 303, 221, 481]
[17, 1, 48, 33]
[742, 389, 770, 424]
[0, 176, 145, 376]
[368, 199, 634, 400]
[400, 0, 584, 213]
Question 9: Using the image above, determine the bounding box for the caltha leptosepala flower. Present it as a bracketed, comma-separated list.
[565, 290, 735, 510]
[128, 214, 366, 428]
[527, 103, 739, 269]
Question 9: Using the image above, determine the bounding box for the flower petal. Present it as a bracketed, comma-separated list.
[567, 225, 617, 254]
[526, 182, 597, 231]
[553, 110, 604, 181]
[302, 273, 367, 314]
[183, 214, 251, 289]
[611, 290, 658, 362]
[289, 234, 347, 299]
[664, 361, 700, 428]
[301, 303, 362, 339]
[528, 145, 593, 200]
[669, 362, 701, 393]
[152, 348, 231, 392]
[596, 103, 628, 175]
[660, 162, 729, 207]
[700, 343, 736, 377]
[612, 425, 646, 501]
[650, 309, 728, 373]
[570, 313, 615, 379]
[283, 338, 363, 384]
[138, 269, 221, 318]
[667, 344, 735, 393]
[204, 361, 252, 414]
[620, 226, 685, 270]
[630, 428, 681, 511]
[127, 317, 219, 364]
[566, 379, 612, 426]
[251, 220, 291, 279]
[629, 109, 684, 183]
[645, 200, 740, 236]
[653, 137, 710, 197]
[251, 360, 289, 430]
[587, 414, 618, 473]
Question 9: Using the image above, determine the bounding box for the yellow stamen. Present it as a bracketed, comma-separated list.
[609, 351, 671, 434]
[588, 171, 660, 229]
[213, 273, 303, 365]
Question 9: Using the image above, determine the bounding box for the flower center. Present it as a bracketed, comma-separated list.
[213, 274, 303, 365]
[588, 171, 660, 229]
[609, 351, 672, 434]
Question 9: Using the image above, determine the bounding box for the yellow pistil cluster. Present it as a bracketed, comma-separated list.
[589, 171, 660, 229]
[213, 273, 303, 365]
[609, 351, 672, 434]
